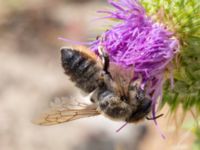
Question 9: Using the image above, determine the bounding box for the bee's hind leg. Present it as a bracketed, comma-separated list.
[98, 44, 110, 75]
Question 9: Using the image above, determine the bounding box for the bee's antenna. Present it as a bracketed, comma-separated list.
[116, 122, 128, 133]
[146, 114, 164, 120]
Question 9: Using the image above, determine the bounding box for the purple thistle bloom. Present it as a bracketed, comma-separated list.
[90, 0, 179, 119]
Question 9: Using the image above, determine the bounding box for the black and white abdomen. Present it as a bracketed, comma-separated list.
[61, 48, 102, 93]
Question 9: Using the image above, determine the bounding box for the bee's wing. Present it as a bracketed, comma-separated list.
[109, 63, 134, 95]
[33, 98, 100, 126]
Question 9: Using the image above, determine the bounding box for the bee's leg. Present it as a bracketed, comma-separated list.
[97, 45, 116, 90]
[128, 77, 143, 102]
[98, 45, 110, 75]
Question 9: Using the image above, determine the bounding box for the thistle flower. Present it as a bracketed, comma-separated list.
[90, 0, 179, 119]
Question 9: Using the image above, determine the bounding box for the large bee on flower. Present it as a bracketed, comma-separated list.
[34, 44, 162, 126]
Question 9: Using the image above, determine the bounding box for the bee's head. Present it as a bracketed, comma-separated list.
[126, 79, 152, 122]
[126, 97, 152, 122]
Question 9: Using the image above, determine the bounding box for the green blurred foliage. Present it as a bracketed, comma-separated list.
[193, 128, 200, 150]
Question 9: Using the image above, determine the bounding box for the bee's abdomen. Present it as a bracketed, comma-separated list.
[61, 48, 101, 93]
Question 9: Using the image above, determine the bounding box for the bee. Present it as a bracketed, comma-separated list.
[34, 45, 163, 126]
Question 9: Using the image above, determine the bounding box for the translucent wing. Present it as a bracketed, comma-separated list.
[109, 62, 134, 96]
[33, 97, 100, 126]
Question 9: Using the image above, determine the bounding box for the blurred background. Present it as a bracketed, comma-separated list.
[0, 0, 196, 150]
